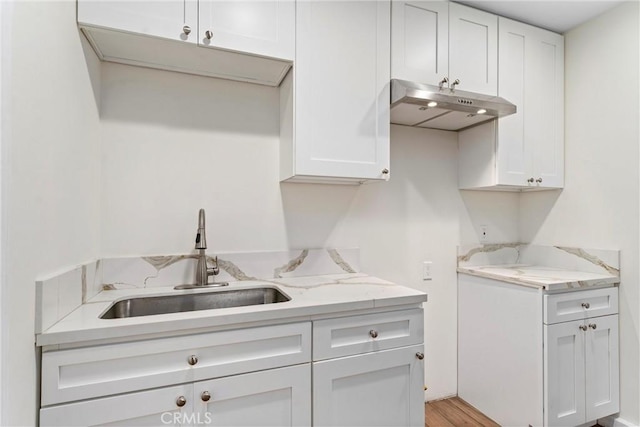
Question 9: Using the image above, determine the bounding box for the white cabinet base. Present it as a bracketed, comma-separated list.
[459, 273, 619, 427]
[313, 345, 425, 427]
[458, 274, 543, 427]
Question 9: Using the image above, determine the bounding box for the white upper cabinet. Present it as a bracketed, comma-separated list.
[77, 0, 294, 86]
[280, 1, 391, 184]
[459, 17, 564, 190]
[391, 1, 448, 85]
[448, 3, 498, 95]
[497, 17, 564, 188]
[198, 1, 294, 60]
[392, 1, 497, 95]
[77, 0, 199, 44]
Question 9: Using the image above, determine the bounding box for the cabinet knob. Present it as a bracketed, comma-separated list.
[579, 325, 588, 331]
[176, 396, 187, 407]
[536, 178, 543, 184]
[369, 330, 379, 339]
[182, 25, 191, 35]
[188, 355, 198, 366]
[450, 79, 460, 91]
[527, 177, 534, 184]
[416, 352, 425, 360]
[581, 302, 590, 309]
[201, 391, 211, 402]
[205, 30, 214, 40]
[589, 323, 597, 330]
[382, 168, 389, 175]
[438, 77, 449, 90]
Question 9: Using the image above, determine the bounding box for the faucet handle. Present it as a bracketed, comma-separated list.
[208, 256, 220, 276]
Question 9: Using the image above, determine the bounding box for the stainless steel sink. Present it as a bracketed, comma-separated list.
[100, 287, 291, 319]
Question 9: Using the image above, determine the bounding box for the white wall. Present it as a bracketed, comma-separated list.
[2, 1, 102, 425]
[520, 2, 640, 424]
[100, 63, 521, 401]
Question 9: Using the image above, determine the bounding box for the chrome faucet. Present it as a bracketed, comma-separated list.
[175, 209, 228, 290]
[194, 209, 219, 286]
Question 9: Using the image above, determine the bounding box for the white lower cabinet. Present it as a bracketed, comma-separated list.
[40, 308, 425, 427]
[313, 345, 425, 427]
[312, 309, 425, 427]
[545, 315, 620, 427]
[458, 274, 619, 427]
[40, 383, 195, 426]
[196, 364, 311, 427]
[40, 365, 310, 427]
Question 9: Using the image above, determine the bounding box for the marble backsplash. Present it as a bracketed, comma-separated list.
[35, 248, 359, 333]
[457, 243, 620, 276]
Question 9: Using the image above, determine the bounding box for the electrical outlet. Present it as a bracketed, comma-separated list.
[480, 225, 488, 242]
[422, 261, 433, 281]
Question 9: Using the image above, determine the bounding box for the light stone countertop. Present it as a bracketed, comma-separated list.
[457, 264, 620, 291]
[36, 273, 427, 347]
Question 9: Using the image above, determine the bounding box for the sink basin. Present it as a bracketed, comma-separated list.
[100, 287, 291, 319]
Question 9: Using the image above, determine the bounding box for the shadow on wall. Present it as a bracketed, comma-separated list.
[458, 189, 558, 244]
[280, 182, 359, 249]
[519, 190, 563, 243]
[80, 30, 101, 112]
[98, 62, 280, 137]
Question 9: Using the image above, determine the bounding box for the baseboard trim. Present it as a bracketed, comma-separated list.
[599, 415, 636, 427]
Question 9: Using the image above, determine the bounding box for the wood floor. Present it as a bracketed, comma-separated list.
[425, 397, 499, 427]
[425, 397, 602, 427]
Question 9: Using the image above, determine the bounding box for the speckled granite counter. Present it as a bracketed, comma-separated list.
[457, 244, 620, 291]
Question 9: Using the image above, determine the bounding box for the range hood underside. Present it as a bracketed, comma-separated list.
[390, 102, 497, 131]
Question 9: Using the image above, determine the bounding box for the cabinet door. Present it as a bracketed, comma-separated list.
[449, 3, 497, 95]
[313, 345, 424, 427]
[496, 18, 564, 189]
[496, 18, 530, 186]
[391, 1, 448, 86]
[40, 384, 193, 426]
[585, 315, 620, 421]
[198, 1, 294, 60]
[545, 321, 586, 427]
[529, 28, 564, 188]
[77, 0, 198, 44]
[194, 364, 311, 426]
[294, 1, 390, 181]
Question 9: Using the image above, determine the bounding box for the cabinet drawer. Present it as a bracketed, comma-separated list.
[544, 287, 618, 325]
[313, 309, 423, 360]
[41, 322, 311, 406]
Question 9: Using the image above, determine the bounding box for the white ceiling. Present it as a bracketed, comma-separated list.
[454, 0, 625, 33]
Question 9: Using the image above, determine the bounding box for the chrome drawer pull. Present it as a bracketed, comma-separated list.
[581, 302, 590, 309]
[369, 330, 379, 339]
[176, 396, 187, 407]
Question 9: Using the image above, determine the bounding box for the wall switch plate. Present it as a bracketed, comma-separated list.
[422, 261, 433, 281]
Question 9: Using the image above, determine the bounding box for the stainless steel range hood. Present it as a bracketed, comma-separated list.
[390, 79, 517, 131]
